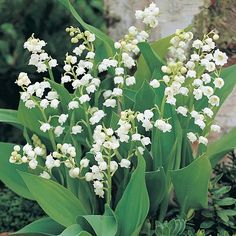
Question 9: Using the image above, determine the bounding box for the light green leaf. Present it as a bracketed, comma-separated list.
[0, 108, 22, 128]
[152, 103, 183, 171]
[170, 155, 212, 214]
[11, 217, 64, 236]
[206, 127, 236, 167]
[138, 42, 164, 72]
[19, 171, 88, 227]
[217, 198, 236, 206]
[77, 205, 117, 236]
[0, 142, 34, 200]
[58, 224, 84, 236]
[115, 154, 149, 236]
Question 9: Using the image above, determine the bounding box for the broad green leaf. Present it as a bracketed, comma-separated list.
[59, 0, 114, 58]
[58, 224, 84, 236]
[77, 205, 117, 236]
[133, 81, 156, 112]
[170, 155, 212, 214]
[115, 154, 149, 236]
[152, 103, 183, 171]
[206, 127, 236, 167]
[11, 217, 64, 236]
[138, 42, 164, 73]
[0, 142, 34, 200]
[0, 108, 21, 128]
[145, 167, 167, 216]
[110, 112, 120, 130]
[134, 42, 164, 90]
[19, 171, 88, 227]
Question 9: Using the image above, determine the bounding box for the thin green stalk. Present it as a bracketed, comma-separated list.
[106, 154, 112, 207]
[46, 61, 55, 81]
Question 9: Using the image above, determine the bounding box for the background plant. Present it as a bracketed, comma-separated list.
[0, 187, 44, 232]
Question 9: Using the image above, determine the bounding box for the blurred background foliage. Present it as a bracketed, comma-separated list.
[0, 187, 44, 232]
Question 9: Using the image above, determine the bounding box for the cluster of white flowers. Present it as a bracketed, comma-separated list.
[11, 2, 228, 203]
[135, 3, 160, 28]
[159, 30, 227, 145]
[114, 26, 149, 55]
[10, 144, 44, 170]
[24, 34, 57, 73]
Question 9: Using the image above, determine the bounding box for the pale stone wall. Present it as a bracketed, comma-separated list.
[104, 0, 204, 39]
[104, 0, 236, 134]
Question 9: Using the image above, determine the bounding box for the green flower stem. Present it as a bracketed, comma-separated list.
[46, 61, 55, 81]
[37, 104, 57, 150]
[106, 152, 112, 207]
[22, 87, 57, 150]
[82, 105, 93, 144]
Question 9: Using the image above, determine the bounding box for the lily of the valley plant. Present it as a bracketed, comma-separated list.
[1, 1, 236, 235]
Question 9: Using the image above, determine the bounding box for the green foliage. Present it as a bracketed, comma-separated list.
[0, 186, 44, 232]
[170, 156, 212, 215]
[155, 218, 186, 236]
[19, 171, 88, 227]
[207, 127, 236, 167]
[115, 155, 149, 236]
[11, 217, 64, 236]
[187, 174, 236, 235]
[1, 1, 236, 235]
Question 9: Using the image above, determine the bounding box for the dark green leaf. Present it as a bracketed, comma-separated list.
[133, 81, 156, 112]
[170, 156, 212, 214]
[0, 108, 22, 128]
[145, 168, 167, 215]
